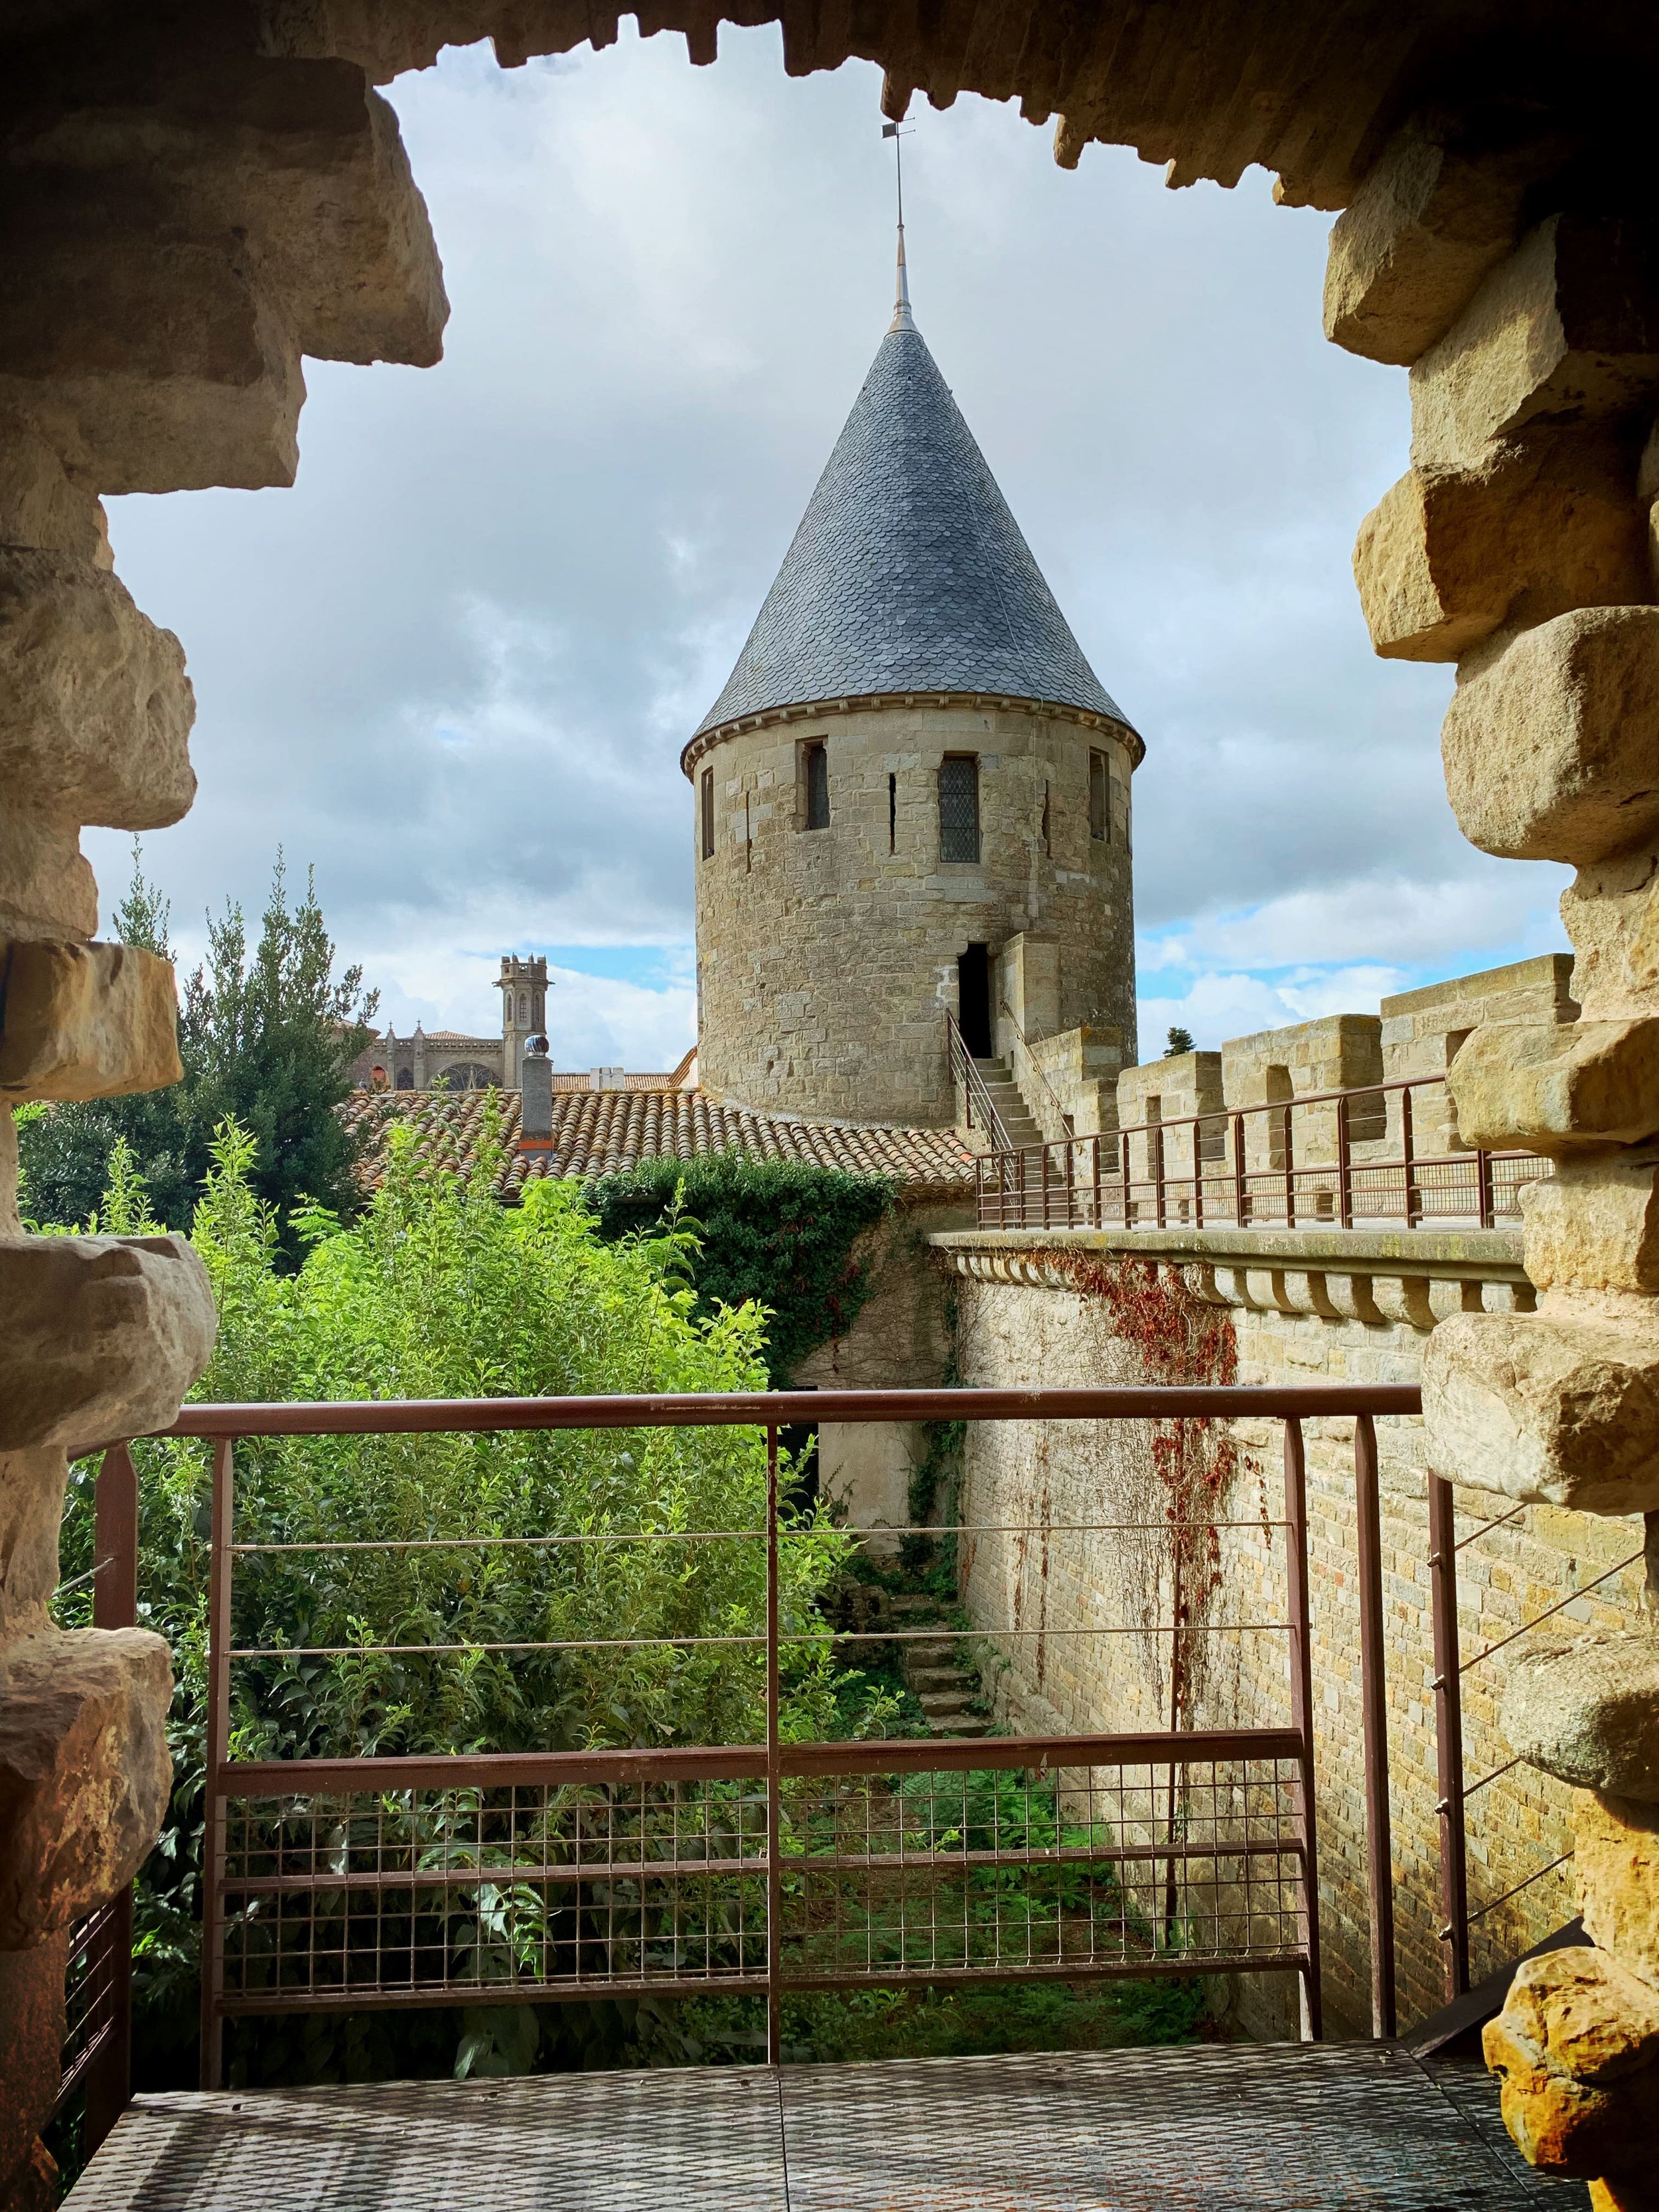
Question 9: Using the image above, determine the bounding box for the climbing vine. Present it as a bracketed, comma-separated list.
[1038, 1252, 1248, 1730]
[583, 1156, 897, 1384]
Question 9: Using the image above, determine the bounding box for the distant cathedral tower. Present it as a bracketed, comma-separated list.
[683, 228, 1141, 1127]
[497, 954, 547, 1088]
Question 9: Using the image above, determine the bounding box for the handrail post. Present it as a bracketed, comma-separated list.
[86, 1444, 139, 2151]
[1283, 1418, 1322, 2040]
[1092, 1134, 1102, 1228]
[1232, 1112, 1247, 1226]
[1064, 1136, 1075, 1226]
[764, 1424, 782, 2067]
[1477, 1146, 1495, 1230]
[200, 1438, 235, 2091]
[1429, 1473, 1471, 2000]
[1154, 1122, 1167, 1228]
[1402, 1083, 1420, 1226]
[1283, 1100, 1297, 1228]
[1119, 1126, 1130, 1226]
[1337, 1093, 1354, 1230]
[1353, 1416, 1396, 2037]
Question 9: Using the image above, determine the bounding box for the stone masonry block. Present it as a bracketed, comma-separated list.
[0, 1626, 171, 1946]
[1522, 1151, 1659, 1293]
[0, 550, 194, 832]
[1503, 1634, 1659, 1802]
[1449, 1017, 1659, 1151]
[9, 54, 449, 374]
[0, 1231, 216, 1453]
[1442, 610, 1659, 867]
[1354, 446, 1648, 663]
[0, 939, 180, 1101]
[1576, 1789, 1659, 1992]
[1484, 1945, 1659, 2176]
[0, 408, 107, 561]
[1413, 216, 1659, 475]
[1562, 848, 1659, 1023]
[1423, 1307, 1659, 1512]
[0, 809, 97, 944]
[1324, 125, 1538, 368]
[0, 193, 305, 493]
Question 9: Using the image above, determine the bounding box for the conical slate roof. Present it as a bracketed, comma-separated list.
[693, 315, 1131, 741]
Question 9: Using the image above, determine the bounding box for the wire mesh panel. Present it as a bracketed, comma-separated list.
[57, 1901, 120, 2102]
[218, 1775, 773, 2010]
[777, 1753, 1305, 1989]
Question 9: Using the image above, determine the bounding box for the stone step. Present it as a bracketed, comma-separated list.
[906, 1666, 970, 1694]
[901, 1641, 961, 1671]
[932, 1716, 993, 1738]
[886, 1595, 943, 1617]
[918, 1690, 979, 1718]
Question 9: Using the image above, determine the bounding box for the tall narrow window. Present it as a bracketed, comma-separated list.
[700, 767, 714, 859]
[803, 739, 830, 830]
[938, 755, 980, 863]
[1040, 780, 1051, 854]
[1089, 749, 1110, 843]
[888, 772, 897, 854]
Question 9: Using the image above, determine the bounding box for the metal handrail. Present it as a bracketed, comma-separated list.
[974, 1069, 1550, 1232]
[997, 995, 1074, 1140]
[946, 1009, 1013, 1151]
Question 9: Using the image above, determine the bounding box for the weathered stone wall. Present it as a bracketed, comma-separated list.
[689, 700, 1136, 1126]
[932, 1228, 1648, 2041]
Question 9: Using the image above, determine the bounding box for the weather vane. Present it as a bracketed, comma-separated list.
[881, 117, 915, 331]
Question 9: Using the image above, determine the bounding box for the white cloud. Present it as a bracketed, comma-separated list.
[86, 28, 1572, 1075]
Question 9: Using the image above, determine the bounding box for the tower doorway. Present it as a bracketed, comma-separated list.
[958, 943, 993, 1057]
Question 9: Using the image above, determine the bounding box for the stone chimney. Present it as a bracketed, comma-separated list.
[520, 1033, 553, 1148]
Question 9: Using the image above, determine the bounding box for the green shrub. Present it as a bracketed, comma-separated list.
[583, 1155, 895, 1382]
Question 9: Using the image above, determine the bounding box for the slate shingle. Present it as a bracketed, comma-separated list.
[695, 322, 1131, 739]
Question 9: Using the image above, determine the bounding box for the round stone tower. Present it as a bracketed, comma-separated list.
[683, 248, 1141, 1128]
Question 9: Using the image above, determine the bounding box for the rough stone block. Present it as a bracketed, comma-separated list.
[0, 1935, 70, 2212]
[1577, 1790, 1659, 1991]
[1354, 447, 1648, 663]
[0, 808, 96, 944]
[0, 409, 107, 561]
[0, 1626, 171, 1946]
[1324, 127, 1534, 367]
[1522, 1151, 1659, 1293]
[1422, 1307, 1659, 1512]
[1413, 216, 1659, 475]
[1484, 1945, 1659, 2176]
[0, 198, 304, 493]
[1502, 1633, 1659, 1801]
[0, 550, 194, 830]
[11, 57, 448, 376]
[1448, 1017, 1659, 1151]
[1563, 848, 1659, 1023]
[1442, 609, 1659, 867]
[0, 1232, 216, 1453]
[0, 939, 180, 1101]
[0, 1447, 73, 1644]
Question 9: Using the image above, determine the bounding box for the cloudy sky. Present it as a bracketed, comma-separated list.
[92, 27, 1570, 1073]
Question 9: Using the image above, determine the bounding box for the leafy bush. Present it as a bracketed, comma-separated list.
[53, 1110, 875, 2081]
[584, 1155, 896, 1382]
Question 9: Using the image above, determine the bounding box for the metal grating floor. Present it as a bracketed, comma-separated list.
[64, 2043, 1585, 2212]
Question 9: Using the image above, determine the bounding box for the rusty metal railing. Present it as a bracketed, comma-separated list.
[947, 1011, 1014, 1152]
[84, 1379, 1583, 2105]
[974, 1073, 1550, 1232]
[1427, 1478, 1648, 2000]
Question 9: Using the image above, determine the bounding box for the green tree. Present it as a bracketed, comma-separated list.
[1163, 1026, 1195, 1057]
[19, 846, 377, 1258]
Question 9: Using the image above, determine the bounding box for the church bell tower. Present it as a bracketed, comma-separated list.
[497, 955, 549, 1088]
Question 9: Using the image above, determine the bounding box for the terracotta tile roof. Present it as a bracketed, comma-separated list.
[339, 1088, 975, 1202]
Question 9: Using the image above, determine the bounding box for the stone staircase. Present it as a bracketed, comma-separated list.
[888, 1593, 992, 1737]
[971, 1056, 1043, 1151]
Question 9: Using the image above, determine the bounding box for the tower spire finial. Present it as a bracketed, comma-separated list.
[882, 118, 914, 331]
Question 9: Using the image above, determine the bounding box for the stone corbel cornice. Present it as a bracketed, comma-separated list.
[928, 1225, 1535, 1333]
